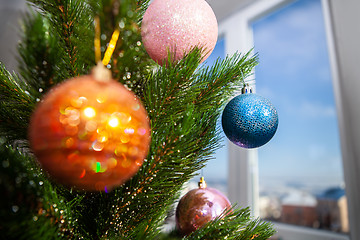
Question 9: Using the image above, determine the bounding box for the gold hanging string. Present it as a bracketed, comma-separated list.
[94, 16, 120, 66]
[102, 29, 120, 66]
[94, 16, 101, 63]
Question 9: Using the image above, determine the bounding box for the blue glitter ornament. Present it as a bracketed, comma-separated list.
[222, 93, 278, 148]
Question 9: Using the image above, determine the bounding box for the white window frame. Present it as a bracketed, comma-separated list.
[323, 0, 360, 239]
[221, 0, 359, 239]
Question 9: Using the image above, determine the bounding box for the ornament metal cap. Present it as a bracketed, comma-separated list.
[198, 176, 207, 189]
[241, 84, 253, 94]
[91, 62, 112, 83]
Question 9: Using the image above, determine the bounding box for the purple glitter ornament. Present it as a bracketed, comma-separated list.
[175, 177, 231, 236]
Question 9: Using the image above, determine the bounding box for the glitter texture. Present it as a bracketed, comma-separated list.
[176, 187, 231, 236]
[29, 75, 151, 191]
[222, 93, 278, 149]
[141, 0, 218, 65]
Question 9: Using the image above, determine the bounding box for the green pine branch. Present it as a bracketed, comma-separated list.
[17, 11, 59, 95]
[0, 64, 36, 144]
[186, 207, 276, 240]
[136, 0, 150, 22]
[0, 0, 276, 239]
[97, 49, 258, 238]
[28, 0, 95, 79]
[0, 142, 88, 239]
[97, 0, 155, 96]
[156, 208, 276, 240]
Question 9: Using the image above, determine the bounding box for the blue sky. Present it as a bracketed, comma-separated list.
[201, 0, 344, 189]
[253, 0, 343, 188]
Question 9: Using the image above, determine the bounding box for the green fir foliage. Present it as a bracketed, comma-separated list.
[0, 0, 276, 239]
[186, 207, 275, 240]
[17, 11, 59, 94]
[0, 65, 36, 144]
[0, 142, 85, 239]
[28, 0, 95, 78]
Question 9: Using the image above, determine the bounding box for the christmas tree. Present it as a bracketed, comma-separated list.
[0, 0, 276, 239]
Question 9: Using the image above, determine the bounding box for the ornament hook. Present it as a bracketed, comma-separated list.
[241, 84, 253, 94]
[198, 176, 207, 189]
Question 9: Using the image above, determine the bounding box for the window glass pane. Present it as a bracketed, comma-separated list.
[252, 0, 348, 233]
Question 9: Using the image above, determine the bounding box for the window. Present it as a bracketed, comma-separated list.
[252, 0, 348, 234]
[218, 0, 358, 239]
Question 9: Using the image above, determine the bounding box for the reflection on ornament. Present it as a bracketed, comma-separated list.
[222, 93, 278, 149]
[175, 177, 231, 236]
[141, 0, 218, 65]
[29, 72, 150, 191]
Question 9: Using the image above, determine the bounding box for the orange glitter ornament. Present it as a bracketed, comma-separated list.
[29, 65, 151, 191]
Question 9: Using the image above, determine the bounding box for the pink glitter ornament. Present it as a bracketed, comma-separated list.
[141, 0, 218, 66]
[175, 177, 232, 236]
